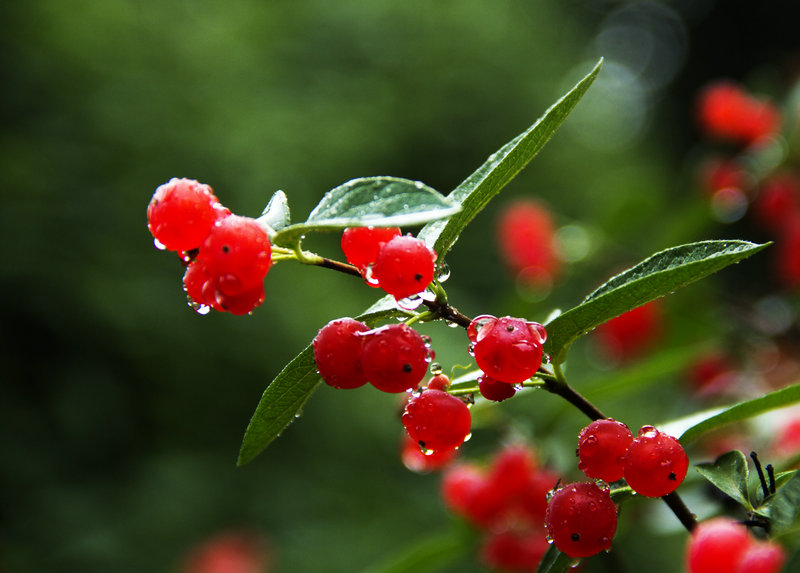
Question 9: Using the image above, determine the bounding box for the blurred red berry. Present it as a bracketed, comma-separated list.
[400, 433, 458, 473]
[754, 172, 800, 232]
[698, 158, 748, 197]
[687, 352, 738, 398]
[497, 199, 560, 288]
[775, 215, 800, 289]
[736, 540, 787, 573]
[480, 529, 550, 572]
[180, 531, 270, 573]
[686, 518, 752, 573]
[594, 301, 663, 363]
[697, 81, 780, 145]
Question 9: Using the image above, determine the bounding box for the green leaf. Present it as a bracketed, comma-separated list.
[764, 471, 800, 536]
[535, 546, 578, 573]
[695, 450, 752, 510]
[417, 58, 603, 259]
[543, 240, 769, 364]
[258, 190, 291, 234]
[237, 345, 320, 466]
[678, 382, 800, 445]
[358, 530, 467, 573]
[272, 177, 460, 247]
[237, 307, 407, 465]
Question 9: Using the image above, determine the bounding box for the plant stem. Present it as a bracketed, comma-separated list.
[661, 492, 697, 533]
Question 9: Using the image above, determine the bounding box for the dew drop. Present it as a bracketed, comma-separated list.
[445, 320, 459, 328]
[436, 262, 451, 282]
[364, 265, 380, 286]
[397, 295, 423, 310]
[462, 432, 472, 443]
[153, 237, 167, 250]
[419, 290, 436, 302]
[467, 342, 476, 356]
[429, 362, 443, 375]
[421, 335, 432, 347]
[194, 304, 211, 315]
[639, 425, 658, 438]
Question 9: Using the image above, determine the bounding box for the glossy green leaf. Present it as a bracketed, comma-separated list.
[257, 190, 291, 235]
[765, 471, 800, 536]
[678, 382, 800, 445]
[237, 307, 406, 465]
[535, 546, 577, 573]
[695, 450, 751, 509]
[272, 177, 459, 247]
[417, 58, 603, 258]
[544, 240, 769, 364]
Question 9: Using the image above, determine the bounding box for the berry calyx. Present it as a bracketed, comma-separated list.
[371, 235, 437, 300]
[360, 324, 430, 393]
[196, 215, 273, 296]
[544, 481, 618, 558]
[686, 518, 752, 573]
[402, 389, 471, 453]
[312, 318, 370, 389]
[341, 226, 401, 277]
[469, 315, 547, 385]
[623, 426, 688, 497]
[576, 418, 633, 482]
[147, 178, 221, 252]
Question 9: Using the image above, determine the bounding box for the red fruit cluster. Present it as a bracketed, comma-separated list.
[313, 319, 432, 393]
[468, 315, 547, 386]
[146, 178, 272, 315]
[576, 421, 688, 497]
[544, 481, 618, 558]
[441, 444, 560, 571]
[496, 199, 561, 289]
[686, 518, 786, 573]
[696, 81, 780, 146]
[593, 301, 663, 363]
[341, 227, 437, 300]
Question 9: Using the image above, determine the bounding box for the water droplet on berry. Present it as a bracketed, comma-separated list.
[194, 304, 211, 315]
[467, 342, 476, 356]
[528, 321, 548, 344]
[462, 432, 472, 443]
[364, 265, 380, 286]
[435, 262, 451, 282]
[568, 557, 582, 569]
[545, 536, 554, 545]
[397, 295, 423, 310]
[639, 425, 658, 438]
[421, 335, 432, 346]
[429, 362, 442, 375]
[153, 237, 167, 250]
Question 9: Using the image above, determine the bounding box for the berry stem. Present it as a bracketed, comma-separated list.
[661, 492, 698, 532]
[544, 362, 607, 421]
[751, 451, 770, 499]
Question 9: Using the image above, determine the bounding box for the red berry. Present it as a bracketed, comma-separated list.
[698, 158, 749, 197]
[775, 215, 800, 288]
[594, 301, 662, 363]
[441, 463, 486, 520]
[480, 530, 549, 572]
[545, 482, 617, 558]
[623, 426, 688, 497]
[519, 468, 560, 523]
[696, 82, 780, 145]
[341, 226, 401, 275]
[497, 199, 560, 288]
[478, 373, 517, 402]
[488, 445, 538, 497]
[214, 283, 266, 316]
[312, 318, 370, 389]
[147, 178, 221, 252]
[577, 418, 633, 482]
[180, 530, 270, 573]
[686, 518, 752, 573]
[469, 315, 547, 385]
[361, 324, 429, 393]
[402, 389, 471, 452]
[400, 433, 458, 473]
[426, 374, 450, 391]
[736, 540, 787, 573]
[183, 262, 215, 310]
[753, 173, 800, 231]
[197, 215, 272, 296]
[371, 235, 437, 300]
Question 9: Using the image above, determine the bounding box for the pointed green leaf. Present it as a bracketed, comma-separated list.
[237, 307, 406, 465]
[678, 382, 800, 444]
[535, 546, 576, 573]
[544, 240, 769, 364]
[695, 450, 752, 510]
[764, 471, 800, 536]
[417, 58, 603, 258]
[272, 177, 459, 247]
[257, 190, 291, 235]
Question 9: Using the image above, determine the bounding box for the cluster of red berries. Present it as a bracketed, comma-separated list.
[468, 314, 547, 402]
[696, 81, 780, 146]
[441, 444, 560, 571]
[686, 517, 786, 573]
[576, 420, 688, 497]
[340, 226, 437, 300]
[593, 301, 663, 364]
[496, 199, 561, 290]
[538, 421, 688, 559]
[146, 178, 273, 315]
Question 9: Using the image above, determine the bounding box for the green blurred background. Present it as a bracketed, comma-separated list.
[2, 1, 798, 571]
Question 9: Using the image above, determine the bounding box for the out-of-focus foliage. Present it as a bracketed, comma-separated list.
[2, 1, 798, 572]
